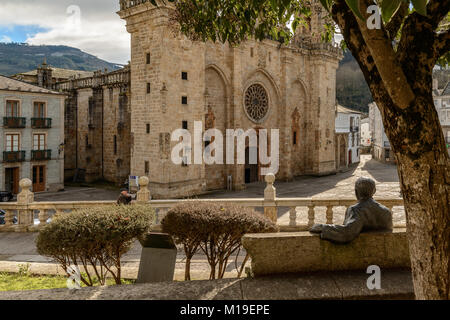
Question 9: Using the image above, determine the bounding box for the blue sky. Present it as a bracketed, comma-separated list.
[0, 0, 130, 63]
[0, 25, 49, 43]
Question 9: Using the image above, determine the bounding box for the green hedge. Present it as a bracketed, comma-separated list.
[36, 204, 154, 286]
[162, 201, 277, 280]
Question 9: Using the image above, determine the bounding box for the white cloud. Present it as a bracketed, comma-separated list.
[0, 0, 130, 63]
[0, 35, 12, 43]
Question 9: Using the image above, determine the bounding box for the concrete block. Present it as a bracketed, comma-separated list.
[242, 228, 410, 277]
[136, 233, 177, 283]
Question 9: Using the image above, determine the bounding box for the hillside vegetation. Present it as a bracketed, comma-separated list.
[0, 43, 120, 76]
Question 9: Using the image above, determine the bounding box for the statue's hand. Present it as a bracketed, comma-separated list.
[310, 224, 324, 234]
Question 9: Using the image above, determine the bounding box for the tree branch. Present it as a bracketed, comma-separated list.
[427, 0, 450, 30]
[331, 1, 392, 109]
[397, 1, 449, 79]
[353, 0, 415, 109]
[434, 30, 450, 63]
[386, 2, 409, 40]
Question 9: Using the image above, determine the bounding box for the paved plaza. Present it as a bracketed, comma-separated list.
[0, 155, 404, 281]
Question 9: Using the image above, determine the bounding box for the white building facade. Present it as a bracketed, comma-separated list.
[369, 102, 394, 163]
[0, 75, 65, 194]
[335, 105, 361, 169]
[360, 117, 371, 147]
[433, 79, 450, 154]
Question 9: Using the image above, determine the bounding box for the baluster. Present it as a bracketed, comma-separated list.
[289, 207, 297, 227]
[54, 208, 64, 218]
[326, 205, 334, 224]
[307, 205, 315, 227]
[39, 209, 49, 226]
[4, 210, 15, 227]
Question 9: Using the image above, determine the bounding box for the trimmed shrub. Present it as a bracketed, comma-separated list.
[36, 204, 154, 286]
[162, 201, 278, 280]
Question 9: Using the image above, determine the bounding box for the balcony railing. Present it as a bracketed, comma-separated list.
[31, 150, 51, 161]
[3, 151, 26, 163]
[3, 117, 26, 128]
[31, 118, 52, 128]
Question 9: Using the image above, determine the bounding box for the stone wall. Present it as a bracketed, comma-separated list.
[118, 2, 342, 198]
[59, 68, 131, 184]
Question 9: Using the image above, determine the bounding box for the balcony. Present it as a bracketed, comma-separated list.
[350, 126, 359, 133]
[3, 151, 26, 163]
[31, 118, 52, 129]
[31, 150, 51, 161]
[3, 117, 26, 128]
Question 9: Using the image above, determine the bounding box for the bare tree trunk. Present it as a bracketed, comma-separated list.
[396, 150, 450, 299]
[383, 98, 450, 299]
[332, 0, 450, 299]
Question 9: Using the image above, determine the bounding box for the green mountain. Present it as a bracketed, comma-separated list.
[0, 43, 121, 76]
[336, 50, 372, 114]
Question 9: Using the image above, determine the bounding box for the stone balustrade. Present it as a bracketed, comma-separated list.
[0, 175, 405, 232]
[119, 0, 151, 10]
[54, 67, 130, 92]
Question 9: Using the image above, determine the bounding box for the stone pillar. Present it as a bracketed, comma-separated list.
[136, 176, 151, 202]
[264, 173, 277, 223]
[17, 179, 34, 231]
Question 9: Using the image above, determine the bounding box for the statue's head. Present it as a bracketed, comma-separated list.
[355, 177, 376, 201]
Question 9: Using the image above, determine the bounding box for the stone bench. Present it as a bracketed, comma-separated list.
[242, 228, 410, 277]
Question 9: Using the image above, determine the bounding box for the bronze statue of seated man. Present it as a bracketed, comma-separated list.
[310, 177, 393, 244]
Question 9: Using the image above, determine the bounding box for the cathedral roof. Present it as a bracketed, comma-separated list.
[17, 67, 94, 80]
[0, 75, 63, 95]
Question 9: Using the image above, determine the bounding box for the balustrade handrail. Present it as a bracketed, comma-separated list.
[0, 176, 406, 232]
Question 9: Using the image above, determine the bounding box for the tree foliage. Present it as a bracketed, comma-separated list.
[162, 201, 278, 280]
[159, 0, 450, 299]
[36, 204, 154, 286]
[165, 0, 448, 66]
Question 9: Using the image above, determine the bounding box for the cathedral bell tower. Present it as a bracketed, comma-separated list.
[37, 58, 53, 89]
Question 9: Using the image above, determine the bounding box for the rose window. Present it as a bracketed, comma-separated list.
[244, 84, 269, 122]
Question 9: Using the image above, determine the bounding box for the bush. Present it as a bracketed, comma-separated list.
[162, 201, 278, 280]
[36, 204, 154, 286]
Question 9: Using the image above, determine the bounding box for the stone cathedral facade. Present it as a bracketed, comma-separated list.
[116, 0, 342, 198]
[44, 0, 342, 198]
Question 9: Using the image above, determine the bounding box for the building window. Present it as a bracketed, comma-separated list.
[147, 83, 151, 94]
[293, 131, 297, 145]
[146, 123, 150, 134]
[33, 134, 45, 150]
[146, 53, 151, 64]
[6, 134, 19, 151]
[33, 102, 46, 118]
[181, 72, 188, 80]
[250, 48, 254, 57]
[182, 121, 188, 130]
[145, 161, 149, 175]
[6, 100, 19, 117]
[182, 96, 188, 105]
[114, 135, 117, 155]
